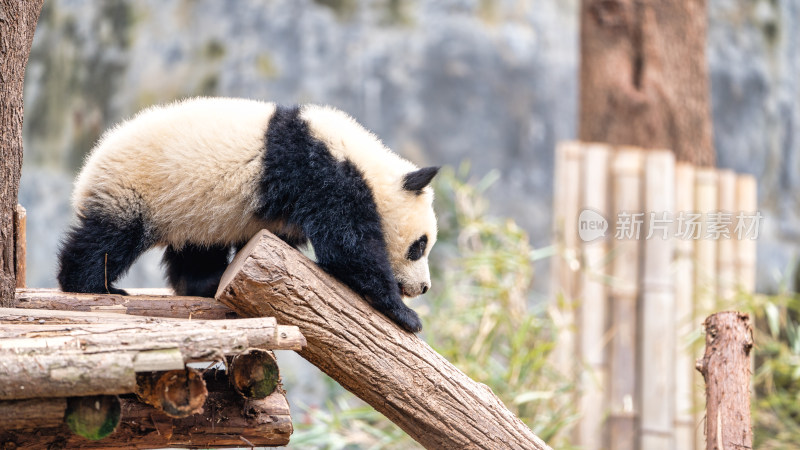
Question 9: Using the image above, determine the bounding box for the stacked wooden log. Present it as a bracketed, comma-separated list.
[0, 291, 305, 448]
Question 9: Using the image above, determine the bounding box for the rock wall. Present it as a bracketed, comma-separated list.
[19, 0, 799, 293]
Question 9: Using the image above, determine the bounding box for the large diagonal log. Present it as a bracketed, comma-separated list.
[216, 230, 550, 450]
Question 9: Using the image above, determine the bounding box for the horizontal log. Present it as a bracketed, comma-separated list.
[0, 317, 305, 399]
[0, 397, 66, 430]
[0, 349, 140, 400]
[0, 307, 184, 325]
[0, 316, 305, 351]
[15, 288, 236, 320]
[217, 230, 550, 450]
[0, 371, 292, 448]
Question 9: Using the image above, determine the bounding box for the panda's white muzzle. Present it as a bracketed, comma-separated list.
[396, 256, 432, 298]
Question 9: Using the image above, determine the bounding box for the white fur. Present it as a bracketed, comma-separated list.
[74, 98, 275, 248]
[74, 98, 437, 294]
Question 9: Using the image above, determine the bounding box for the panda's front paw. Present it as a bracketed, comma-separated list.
[386, 305, 422, 333]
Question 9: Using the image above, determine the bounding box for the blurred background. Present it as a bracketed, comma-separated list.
[18, 0, 800, 447]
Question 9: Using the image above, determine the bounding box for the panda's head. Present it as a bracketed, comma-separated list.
[384, 166, 439, 299]
[299, 104, 438, 299]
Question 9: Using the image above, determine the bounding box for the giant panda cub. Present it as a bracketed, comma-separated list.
[57, 97, 438, 333]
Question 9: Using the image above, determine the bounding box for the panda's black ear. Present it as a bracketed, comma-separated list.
[402, 166, 440, 194]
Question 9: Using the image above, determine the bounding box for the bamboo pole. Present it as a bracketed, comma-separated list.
[577, 142, 612, 450]
[735, 175, 757, 293]
[14, 205, 25, 289]
[608, 147, 644, 450]
[551, 141, 583, 380]
[716, 170, 737, 303]
[14, 288, 236, 320]
[0, 318, 305, 400]
[639, 150, 676, 450]
[694, 168, 718, 449]
[673, 162, 697, 450]
[217, 230, 550, 450]
[695, 312, 754, 450]
[694, 168, 718, 316]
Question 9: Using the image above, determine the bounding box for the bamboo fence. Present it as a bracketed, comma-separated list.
[551, 141, 758, 450]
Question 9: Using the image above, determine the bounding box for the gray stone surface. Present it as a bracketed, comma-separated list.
[18, 0, 800, 300]
[708, 0, 800, 291]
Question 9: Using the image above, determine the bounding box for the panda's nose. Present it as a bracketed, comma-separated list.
[421, 283, 429, 294]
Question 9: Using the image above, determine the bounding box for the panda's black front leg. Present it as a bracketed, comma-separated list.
[311, 234, 422, 333]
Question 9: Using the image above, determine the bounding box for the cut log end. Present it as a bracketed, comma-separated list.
[230, 349, 280, 399]
[64, 395, 121, 440]
[135, 369, 208, 419]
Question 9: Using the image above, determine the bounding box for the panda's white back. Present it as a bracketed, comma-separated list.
[72, 97, 276, 247]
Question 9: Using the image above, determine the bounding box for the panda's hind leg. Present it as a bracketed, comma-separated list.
[162, 244, 231, 297]
[58, 212, 154, 295]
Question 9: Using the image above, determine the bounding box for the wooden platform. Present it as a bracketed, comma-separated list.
[1, 288, 299, 448]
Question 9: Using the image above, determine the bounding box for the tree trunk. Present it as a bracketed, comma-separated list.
[0, 0, 43, 307]
[695, 311, 753, 450]
[579, 0, 714, 166]
[217, 230, 550, 450]
[0, 371, 293, 448]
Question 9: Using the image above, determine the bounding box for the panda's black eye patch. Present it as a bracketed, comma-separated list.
[406, 235, 428, 261]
